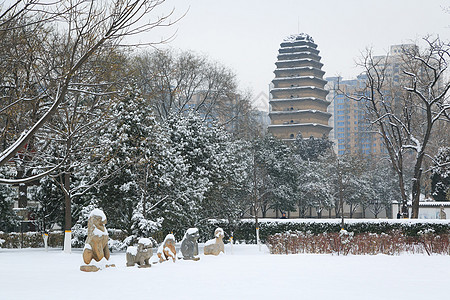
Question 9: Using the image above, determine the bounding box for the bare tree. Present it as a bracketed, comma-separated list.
[0, 0, 178, 253]
[131, 49, 252, 132]
[0, 0, 176, 175]
[356, 37, 450, 218]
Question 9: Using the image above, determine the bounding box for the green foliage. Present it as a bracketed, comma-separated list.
[28, 177, 64, 232]
[291, 133, 333, 161]
[431, 147, 450, 201]
[198, 219, 450, 243]
[0, 232, 63, 248]
[0, 184, 20, 232]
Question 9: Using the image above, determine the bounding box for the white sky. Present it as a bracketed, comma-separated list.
[145, 0, 450, 100]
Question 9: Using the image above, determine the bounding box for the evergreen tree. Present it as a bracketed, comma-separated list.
[28, 177, 64, 232]
[302, 160, 333, 218]
[246, 135, 296, 218]
[91, 93, 165, 235]
[289, 133, 333, 217]
[369, 161, 400, 218]
[0, 182, 19, 232]
[158, 111, 240, 237]
[291, 133, 333, 161]
[431, 147, 450, 201]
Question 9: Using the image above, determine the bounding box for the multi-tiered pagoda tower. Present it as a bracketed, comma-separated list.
[268, 33, 332, 141]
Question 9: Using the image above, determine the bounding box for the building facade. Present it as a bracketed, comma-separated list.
[268, 33, 332, 141]
[326, 44, 419, 156]
[326, 75, 386, 156]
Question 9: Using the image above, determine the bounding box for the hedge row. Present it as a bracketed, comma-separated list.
[199, 219, 450, 244]
[2, 219, 450, 248]
[0, 232, 64, 248]
[0, 230, 128, 249]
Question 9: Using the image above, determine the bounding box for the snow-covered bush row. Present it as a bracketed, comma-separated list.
[0, 231, 64, 248]
[266, 230, 450, 255]
[203, 219, 450, 244]
[0, 230, 127, 249]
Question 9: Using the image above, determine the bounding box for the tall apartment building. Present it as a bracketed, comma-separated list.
[268, 33, 332, 141]
[326, 75, 385, 156]
[327, 44, 418, 156]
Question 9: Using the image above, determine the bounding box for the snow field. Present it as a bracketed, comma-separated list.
[0, 244, 449, 300]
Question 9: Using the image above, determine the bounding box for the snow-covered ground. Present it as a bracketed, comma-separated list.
[1, 244, 449, 300]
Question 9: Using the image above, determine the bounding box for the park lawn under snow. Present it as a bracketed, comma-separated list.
[0, 244, 449, 300]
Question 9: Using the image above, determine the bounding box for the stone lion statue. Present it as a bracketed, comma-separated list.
[82, 209, 110, 265]
[180, 228, 200, 261]
[126, 238, 153, 267]
[204, 227, 224, 256]
[157, 234, 176, 263]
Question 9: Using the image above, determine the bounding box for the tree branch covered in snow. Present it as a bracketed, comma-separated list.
[353, 37, 450, 218]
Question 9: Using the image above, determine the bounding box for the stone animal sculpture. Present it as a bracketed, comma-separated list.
[82, 208, 110, 265]
[126, 238, 153, 267]
[180, 228, 200, 261]
[204, 227, 225, 256]
[157, 234, 177, 263]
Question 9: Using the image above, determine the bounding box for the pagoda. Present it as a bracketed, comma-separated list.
[268, 33, 332, 140]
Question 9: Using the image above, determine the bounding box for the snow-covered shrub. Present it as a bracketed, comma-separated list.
[266, 230, 450, 255]
[0, 181, 20, 232]
[201, 219, 450, 244]
[0, 231, 64, 248]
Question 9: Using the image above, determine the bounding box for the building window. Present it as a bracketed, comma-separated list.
[290, 134, 294, 139]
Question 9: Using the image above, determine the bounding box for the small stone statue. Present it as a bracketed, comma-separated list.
[126, 238, 153, 268]
[204, 227, 225, 256]
[440, 205, 446, 219]
[157, 234, 177, 263]
[80, 209, 114, 272]
[180, 228, 200, 261]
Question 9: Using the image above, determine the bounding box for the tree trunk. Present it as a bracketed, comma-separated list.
[397, 171, 409, 218]
[410, 147, 428, 219]
[18, 183, 27, 208]
[255, 213, 261, 251]
[411, 170, 422, 219]
[63, 170, 71, 253]
[16, 168, 28, 208]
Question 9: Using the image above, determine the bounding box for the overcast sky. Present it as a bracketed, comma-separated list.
[147, 0, 450, 104]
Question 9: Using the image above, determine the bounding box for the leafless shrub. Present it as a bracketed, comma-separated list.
[266, 230, 450, 256]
